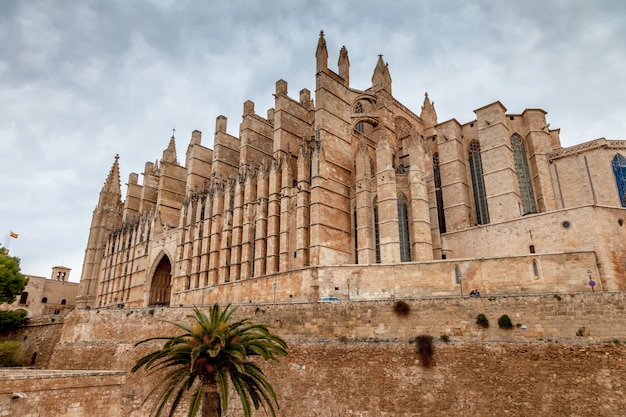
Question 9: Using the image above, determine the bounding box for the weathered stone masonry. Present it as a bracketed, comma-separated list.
[76, 32, 626, 313]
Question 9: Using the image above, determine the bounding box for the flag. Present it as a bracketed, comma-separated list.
[9, 231, 18, 239]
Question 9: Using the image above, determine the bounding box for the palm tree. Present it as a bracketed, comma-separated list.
[131, 304, 288, 417]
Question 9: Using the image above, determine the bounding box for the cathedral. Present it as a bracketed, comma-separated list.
[76, 32, 626, 309]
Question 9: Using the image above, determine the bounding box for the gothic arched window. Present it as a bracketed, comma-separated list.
[374, 198, 381, 263]
[612, 154, 626, 207]
[511, 135, 537, 214]
[397, 194, 411, 262]
[433, 153, 446, 233]
[469, 141, 489, 225]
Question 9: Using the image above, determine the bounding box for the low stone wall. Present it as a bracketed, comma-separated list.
[174, 251, 601, 307]
[52, 292, 626, 346]
[8, 293, 626, 416]
[0, 369, 125, 417]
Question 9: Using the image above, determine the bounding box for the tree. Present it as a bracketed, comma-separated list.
[132, 304, 288, 417]
[0, 248, 28, 304]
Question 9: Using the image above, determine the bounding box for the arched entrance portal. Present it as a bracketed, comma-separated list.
[149, 256, 172, 306]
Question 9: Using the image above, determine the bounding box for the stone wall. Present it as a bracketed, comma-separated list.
[175, 250, 601, 307]
[6, 293, 626, 416]
[0, 369, 125, 417]
[0, 316, 64, 368]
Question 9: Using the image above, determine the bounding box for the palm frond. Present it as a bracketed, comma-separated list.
[186, 386, 203, 417]
[132, 303, 287, 417]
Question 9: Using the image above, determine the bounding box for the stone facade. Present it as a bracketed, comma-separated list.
[76, 32, 626, 309]
[3, 266, 78, 317]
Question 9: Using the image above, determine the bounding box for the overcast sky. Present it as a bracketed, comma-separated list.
[1, 0, 625, 281]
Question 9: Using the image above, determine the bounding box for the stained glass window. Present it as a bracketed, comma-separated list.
[433, 153, 446, 233]
[374, 198, 381, 263]
[469, 141, 489, 224]
[612, 154, 626, 207]
[397, 194, 411, 262]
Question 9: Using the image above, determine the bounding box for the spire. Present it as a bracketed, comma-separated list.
[338, 45, 350, 86]
[98, 154, 122, 208]
[420, 92, 438, 127]
[316, 30, 328, 71]
[371, 54, 392, 94]
[162, 133, 178, 164]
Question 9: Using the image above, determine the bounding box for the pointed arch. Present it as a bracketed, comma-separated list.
[532, 259, 540, 279]
[148, 254, 173, 306]
[511, 135, 537, 214]
[612, 154, 626, 207]
[469, 141, 489, 225]
[397, 193, 411, 262]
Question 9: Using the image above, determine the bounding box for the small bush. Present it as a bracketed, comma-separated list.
[0, 310, 28, 331]
[440, 335, 450, 343]
[476, 313, 489, 328]
[498, 314, 513, 330]
[613, 339, 621, 345]
[0, 341, 22, 367]
[392, 300, 411, 317]
[148, 309, 155, 316]
[415, 335, 435, 367]
[553, 294, 562, 301]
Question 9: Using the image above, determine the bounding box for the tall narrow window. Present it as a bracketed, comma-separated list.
[532, 260, 539, 279]
[612, 154, 626, 207]
[397, 194, 411, 262]
[374, 198, 381, 263]
[469, 141, 490, 225]
[511, 135, 537, 214]
[353, 206, 359, 264]
[251, 226, 256, 277]
[19, 291, 28, 305]
[433, 153, 446, 233]
[454, 265, 462, 284]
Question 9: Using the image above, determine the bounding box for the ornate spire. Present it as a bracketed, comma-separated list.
[316, 30, 328, 71]
[162, 133, 178, 164]
[371, 54, 392, 93]
[98, 154, 122, 208]
[420, 92, 438, 128]
[338, 45, 350, 85]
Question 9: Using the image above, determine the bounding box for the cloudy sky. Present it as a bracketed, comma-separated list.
[1, 0, 625, 281]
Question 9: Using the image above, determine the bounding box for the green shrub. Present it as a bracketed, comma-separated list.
[0, 310, 28, 331]
[440, 335, 450, 343]
[392, 300, 411, 317]
[476, 313, 489, 328]
[415, 335, 435, 367]
[0, 341, 21, 367]
[553, 294, 562, 301]
[498, 314, 513, 330]
[148, 309, 155, 315]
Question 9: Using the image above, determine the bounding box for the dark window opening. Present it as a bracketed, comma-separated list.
[469, 141, 489, 225]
